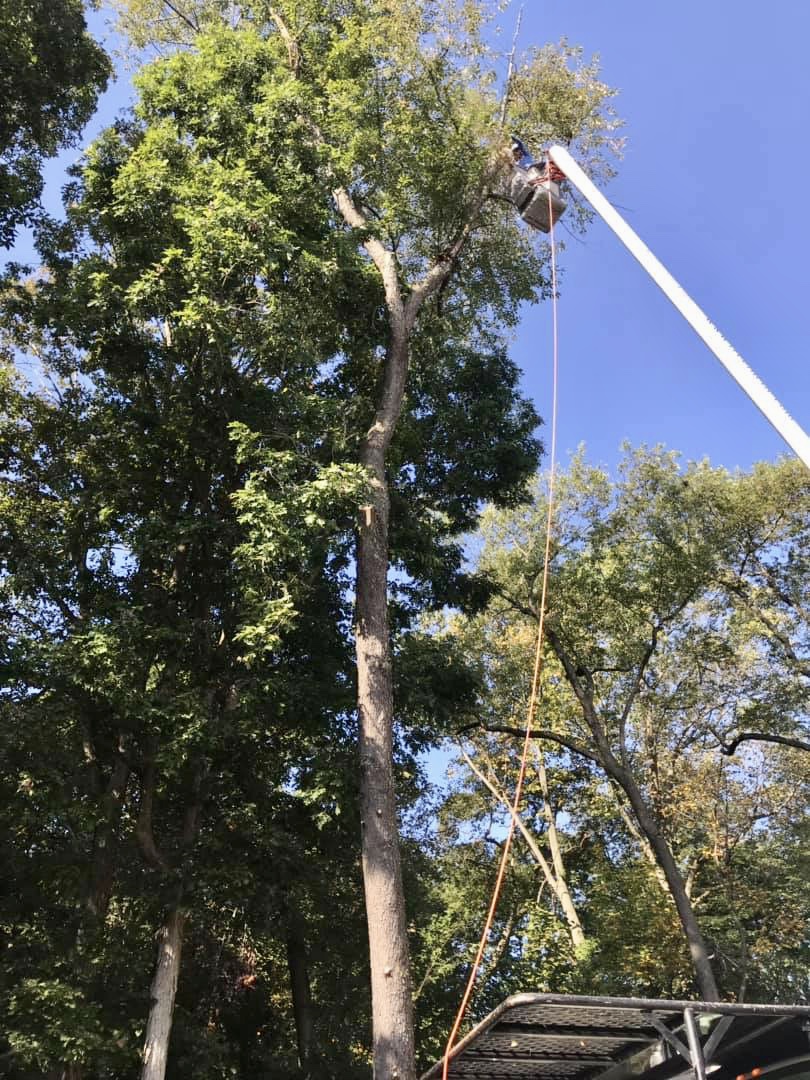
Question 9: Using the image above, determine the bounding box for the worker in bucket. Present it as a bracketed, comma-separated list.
[508, 134, 567, 232]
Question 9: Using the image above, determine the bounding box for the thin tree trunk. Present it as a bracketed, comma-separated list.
[461, 749, 586, 951]
[609, 782, 672, 894]
[87, 750, 131, 919]
[285, 913, 317, 1075]
[139, 766, 205, 1080]
[334, 168, 484, 1079]
[534, 750, 586, 951]
[141, 905, 186, 1080]
[615, 763, 719, 999]
[356, 432, 417, 1080]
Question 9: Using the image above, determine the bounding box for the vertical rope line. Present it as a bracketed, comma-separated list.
[441, 179, 561, 1080]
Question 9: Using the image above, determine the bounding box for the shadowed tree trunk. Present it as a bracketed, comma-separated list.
[142, 905, 186, 1080]
[285, 910, 318, 1075]
[139, 764, 206, 1080]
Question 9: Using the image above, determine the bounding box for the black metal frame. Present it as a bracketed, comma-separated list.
[422, 994, 810, 1080]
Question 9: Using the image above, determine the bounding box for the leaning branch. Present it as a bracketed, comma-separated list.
[617, 626, 658, 765]
[135, 762, 170, 872]
[332, 187, 405, 328]
[163, 1, 199, 35]
[460, 748, 558, 886]
[498, 5, 524, 128]
[723, 576, 810, 679]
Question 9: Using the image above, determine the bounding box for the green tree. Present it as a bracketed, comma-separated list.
[453, 447, 810, 1003]
[0, 30, 368, 1074]
[104, 4, 622, 1077]
[0, 0, 110, 247]
[3, 4, 623, 1076]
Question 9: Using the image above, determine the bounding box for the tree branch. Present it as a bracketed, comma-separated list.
[460, 748, 558, 886]
[617, 625, 658, 765]
[498, 5, 524, 128]
[716, 731, 810, 756]
[163, 1, 199, 35]
[267, 6, 300, 75]
[135, 760, 170, 872]
[722, 576, 810, 678]
[457, 722, 600, 765]
[332, 187, 406, 333]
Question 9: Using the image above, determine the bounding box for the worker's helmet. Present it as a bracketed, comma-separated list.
[510, 136, 529, 161]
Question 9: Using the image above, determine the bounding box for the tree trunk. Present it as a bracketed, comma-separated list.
[354, 321, 416, 1079]
[614, 765, 719, 999]
[334, 170, 473, 1080]
[546, 627, 719, 1000]
[356, 471, 416, 1080]
[285, 914, 317, 1075]
[87, 752, 131, 919]
[462, 749, 586, 951]
[534, 751, 586, 951]
[141, 905, 186, 1080]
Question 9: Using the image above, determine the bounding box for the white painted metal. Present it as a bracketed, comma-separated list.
[548, 143, 810, 470]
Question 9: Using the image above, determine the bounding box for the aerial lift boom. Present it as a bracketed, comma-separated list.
[519, 143, 810, 470]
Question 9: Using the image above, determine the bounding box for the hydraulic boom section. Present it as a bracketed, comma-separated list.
[507, 138, 810, 470]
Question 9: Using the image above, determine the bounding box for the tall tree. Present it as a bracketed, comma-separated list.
[217, 8, 618, 1075]
[5, 3, 621, 1075]
[0, 29, 369, 1075]
[457, 447, 810, 1003]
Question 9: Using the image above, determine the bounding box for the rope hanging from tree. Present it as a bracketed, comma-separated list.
[441, 176, 562, 1080]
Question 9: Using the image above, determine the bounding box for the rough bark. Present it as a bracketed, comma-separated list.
[141, 905, 186, 1080]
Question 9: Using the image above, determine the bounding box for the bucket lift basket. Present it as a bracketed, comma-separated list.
[509, 159, 567, 233]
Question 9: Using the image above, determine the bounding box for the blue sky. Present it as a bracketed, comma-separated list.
[17, 2, 810, 476]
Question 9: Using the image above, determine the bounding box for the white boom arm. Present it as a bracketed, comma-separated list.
[549, 144, 810, 470]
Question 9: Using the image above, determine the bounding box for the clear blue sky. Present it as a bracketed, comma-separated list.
[20, 2, 810, 475]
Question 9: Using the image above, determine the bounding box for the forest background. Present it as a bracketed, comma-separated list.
[1, 3, 808, 1080]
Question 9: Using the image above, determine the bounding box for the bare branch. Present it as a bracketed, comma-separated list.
[332, 187, 406, 330]
[163, 1, 200, 34]
[267, 6, 300, 74]
[457, 721, 600, 765]
[716, 731, 810, 756]
[460, 748, 557, 885]
[498, 5, 524, 128]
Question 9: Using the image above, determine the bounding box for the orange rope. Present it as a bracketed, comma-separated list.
[441, 175, 560, 1080]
